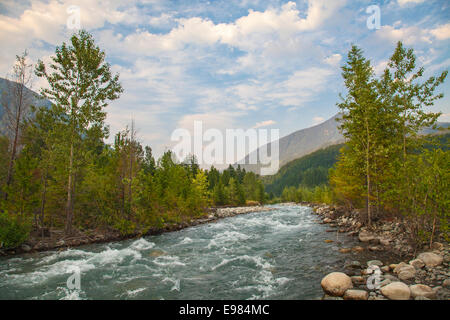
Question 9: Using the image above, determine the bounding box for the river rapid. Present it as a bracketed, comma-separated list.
[0, 204, 367, 300]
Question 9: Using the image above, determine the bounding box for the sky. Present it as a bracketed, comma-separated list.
[0, 0, 449, 161]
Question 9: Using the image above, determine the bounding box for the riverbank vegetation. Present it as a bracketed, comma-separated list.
[276, 42, 449, 247]
[331, 42, 448, 247]
[0, 31, 266, 249]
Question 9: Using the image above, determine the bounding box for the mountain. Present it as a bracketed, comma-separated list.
[238, 113, 449, 176]
[238, 114, 344, 175]
[0, 77, 51, 125]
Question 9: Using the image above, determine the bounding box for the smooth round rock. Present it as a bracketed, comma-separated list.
[380, 282, 411, 300]
[410, 284, 436, 299]
[398, 270, 416, 281]
[343, 289, 368, 300]
[321, 272, 353, 297]
[417, 252, 443, 267]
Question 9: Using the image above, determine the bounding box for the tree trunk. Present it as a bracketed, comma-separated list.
[4, 83, 24, 201]
[65, 141, 74, 235]
[365, 118, 371, 228]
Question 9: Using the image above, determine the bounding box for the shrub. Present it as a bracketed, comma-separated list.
[0, 211, 31, 249]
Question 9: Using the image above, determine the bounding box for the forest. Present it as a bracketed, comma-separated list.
[0, 31, 266, 248]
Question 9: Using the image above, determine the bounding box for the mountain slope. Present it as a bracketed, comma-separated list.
[262, 143, 343, 196]
[239, 113, 449, 175]
[0, 77, 51, 125]
[238, 114, 344, 175]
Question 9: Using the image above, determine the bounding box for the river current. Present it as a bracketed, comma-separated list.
[0, 205, 364, 300]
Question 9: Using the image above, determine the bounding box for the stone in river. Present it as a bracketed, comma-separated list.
[358, 231, 375, 242]
[398, 270, 415, 281]
[417, 252, 443, 267]
[367, 260, 383, 267]
[149, 249, 166, 257]
[380, 282, 411, 300]
[352, 246, 364, 253]
[343, 289, 368, 300]
[321, 272, 353, 297]
[409, 259, 425, 269]
[381, 266, 390, 273]
[409, 284, 436, 299]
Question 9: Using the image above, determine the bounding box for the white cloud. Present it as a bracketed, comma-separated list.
[430, 23, 450, 40]
[253, 120, 276, 129]
[376, 25, 431, 45]
[397, 0, 425, 7]
[312, 116, 325, 125]
[438, 113, 450, 122]
[324, 53, 342, 67]
[376, 22, 450, 45]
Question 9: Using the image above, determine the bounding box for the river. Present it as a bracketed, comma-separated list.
[0, 204, 367, 300]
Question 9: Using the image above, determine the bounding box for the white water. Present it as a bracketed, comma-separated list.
[0, 205, 364, 300]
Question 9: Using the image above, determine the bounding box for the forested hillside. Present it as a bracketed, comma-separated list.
[263, 143, 343, 196]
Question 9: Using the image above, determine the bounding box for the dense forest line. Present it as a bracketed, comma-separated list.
[0, 31, 266, 248]
[262, 144, 343, 196]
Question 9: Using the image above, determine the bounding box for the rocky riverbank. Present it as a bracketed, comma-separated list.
[309, 203, 450, 300]
[0, 205, 272, 257]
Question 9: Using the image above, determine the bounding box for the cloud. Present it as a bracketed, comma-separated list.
[397, 0, 425, 7]
[253, 120, 276, 129]
[430, 23, 450, 40]
[376, 25, 431, 45]
[104, 0, 346, 58]
[376, 22, 450, 45]
[312, 116, 325, 125]
[438, 113, 450, 122]
[324, 53, 342, 67]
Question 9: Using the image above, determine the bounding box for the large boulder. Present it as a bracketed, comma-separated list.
[410, 284, 436, 299]
[417, 252, 443, 267]
[343, 289, 368, 300]
[321, 272, 353, 296]
[380, 282, 411, 300]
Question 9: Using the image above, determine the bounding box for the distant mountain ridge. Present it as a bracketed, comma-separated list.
[238, 113, 449, 175]
[238, 114, 344, 175]
[0, 77, 51, 126]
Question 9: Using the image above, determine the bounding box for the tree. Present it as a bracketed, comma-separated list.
[1, 51, 34, 200]
[192, 170, 210, 209]
[335, 45, 380, 227]
[213, 181, 226, 205]
[35, 30, 123, 234]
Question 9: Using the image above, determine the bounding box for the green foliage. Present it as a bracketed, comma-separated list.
[263, 144, 343, 196]
[0, 211, 31, 248]
[280, 185, 334, 204]
[35, 29, 123, 234]
[330, 41, 448, 245]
